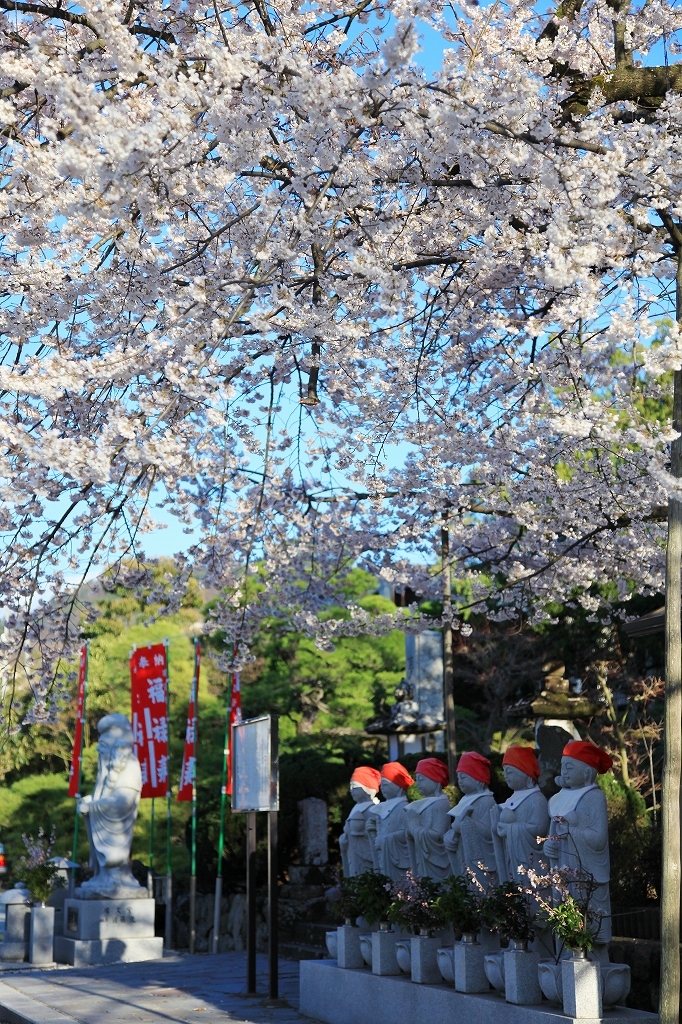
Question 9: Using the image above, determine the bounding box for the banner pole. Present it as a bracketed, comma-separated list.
[164, 638, 173, 950]
[189, 639, 199, 955]
[212, 673, 231, 954]
[71, 643, 88, 894]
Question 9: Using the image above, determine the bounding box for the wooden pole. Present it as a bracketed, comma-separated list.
[246, 810, 257, 994]
[660, 245, 682, 1024]
[441, 514, 457, 780]
[268, 809, 278, 1000]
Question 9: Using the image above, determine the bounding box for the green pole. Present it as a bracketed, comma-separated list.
[211, 686, 231, 954]
[149, 797, 155, 872]
[189, 639, 199, 954]
[164, 638, 173, 949]
[71, 643, 89, 886]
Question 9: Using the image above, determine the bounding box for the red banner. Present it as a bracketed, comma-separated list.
[130, 643, 169, 799]
[68, 645, 88, 798]
[177, 644, 200, 802]
[226, 671, 241, 796]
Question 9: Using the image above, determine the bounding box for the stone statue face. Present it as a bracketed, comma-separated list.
[457, 771, 487, 795]
[503, 764, 536, 791]
[557, 756, 596, 789]
[415, 772, 440, 797]
[98, 734, 132, 775]
[350, 783, 375, 804]
[380, 778, 404, 800]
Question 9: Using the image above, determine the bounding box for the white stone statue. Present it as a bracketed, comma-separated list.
[444, 751, 497, 889]
[542, 741, 613, 947]
[405, 758, 451, 880]
[339, 766, 381, 877]
[366, 762, 413, 880]
[491, 746, 549, 883]
[76, 714, 147, 899]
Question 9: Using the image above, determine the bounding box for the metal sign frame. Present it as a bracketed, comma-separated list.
[231, 714, 279, 813]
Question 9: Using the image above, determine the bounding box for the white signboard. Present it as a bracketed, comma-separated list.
[232, 715, 279, 812]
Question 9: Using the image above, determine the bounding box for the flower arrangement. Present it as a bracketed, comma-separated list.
[16, 828, 60, 906]
[386, 871, 445, 935]
[436, 874, 481, 936]
[524, 865, 600, 955]
[479, 881, 534, 944]
[327, 875, 362, 924]
[353, 871, 392, 926]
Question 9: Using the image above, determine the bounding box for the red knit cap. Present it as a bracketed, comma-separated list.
[351, 766, 382, 791]
[503, 746, 541, 781]
[381, 762, 414, 789]
[416, 757, 449, 786]
[457, 751, 491, 785]
[562, 741, 613, 775]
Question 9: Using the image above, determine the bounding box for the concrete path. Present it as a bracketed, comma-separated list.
[0, 955, 306, 1024]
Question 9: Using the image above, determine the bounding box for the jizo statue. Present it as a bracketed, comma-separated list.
[490, 746, 549, 885]
[543, 741, 613, 950]
[405, 757, 451, 880]
[339, 766, 381, 877]
[366, 762, 413, 880]
[444, 751, 497, 889]
[76, 714, 147, 899]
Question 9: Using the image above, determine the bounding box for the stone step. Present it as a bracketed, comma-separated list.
[279, 941, 329, 962]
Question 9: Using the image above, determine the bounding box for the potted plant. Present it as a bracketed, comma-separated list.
[386, 872, 445, 984]
[327, 877, 364, 969]
[17, 829, 60, 966]
[353, 871, 395, 972]
[480, 881, 534, 948]
[436, 875, 487, 992]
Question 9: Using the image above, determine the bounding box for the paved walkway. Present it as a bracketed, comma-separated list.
[0, 955, 306, 1024]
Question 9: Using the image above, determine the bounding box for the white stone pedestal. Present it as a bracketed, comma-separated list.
[372, 931, 400, 976]
[504, 948, 542, 1005]
[54, 898, 162, 966]
[1, 904, 30, 962]
[562, 954, 602, 1018]
[29, 906, 54, 965]
[410, 936, 441, 984]
[454, 940, 489, 993]
[337, 925, 364, 969]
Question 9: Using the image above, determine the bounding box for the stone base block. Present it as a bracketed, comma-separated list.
[410, 936, 441, 985]
[337, 926, 364, 970]
[29, 906, 54, 965]
[299, 960, 658, 1024]
[562, 956, 602, 1018]
[0, 942, 27, 963]
[371, 931, 400, 976]
[54, 935, 163, 967]
[454, 941, 489, 993]
[63, 898, 156, 941]
[504, 948, 542, 1005]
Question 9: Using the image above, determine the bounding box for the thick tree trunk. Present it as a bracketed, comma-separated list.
[441, 516, 457, 781]
[660, 250, 682, 1024]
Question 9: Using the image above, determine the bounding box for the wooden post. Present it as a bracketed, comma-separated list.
[246, 810, 257, 994]
[660, 244, 682, 1024]
[268, 809, 278, 1000]
[441, 513, 457, 780]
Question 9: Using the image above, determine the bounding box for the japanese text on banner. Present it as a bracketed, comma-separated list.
[68, 645, 88, 798]
[130, 643, 169, 799]
[178, 645, 200, 801]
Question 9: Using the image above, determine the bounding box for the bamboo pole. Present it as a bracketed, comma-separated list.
[661, 246, 682, 1024]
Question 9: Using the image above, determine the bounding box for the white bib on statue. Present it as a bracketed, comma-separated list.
[500, 787, 539, 812]
[447, 791, 488, 819]
[548, 783, 597, 817]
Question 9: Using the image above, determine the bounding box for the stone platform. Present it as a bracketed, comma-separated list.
[54, 898, 162, 967]
[299, 960, 659, 1024]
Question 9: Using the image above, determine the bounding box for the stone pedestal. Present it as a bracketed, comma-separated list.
[411, 936, 441, 984]
[562, 955, 602, 1018]
[504, 948, 542, 1005]
[372, 931, 400, 976]
[337, 925, 364, 969]
[1, 902, 30, 961]
[454, 940, 489, 993]
[54, 898, 162, 966]
[29, 906, 54, 965]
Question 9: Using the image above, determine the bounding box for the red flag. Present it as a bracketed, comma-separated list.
[226, 671, 241, 796]
[177, 644, 200, 802]
[68, 645, 88, 798]
[130, 643, 169, 799]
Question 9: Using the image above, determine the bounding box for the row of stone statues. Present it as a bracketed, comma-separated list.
[340, 741, 613, 947]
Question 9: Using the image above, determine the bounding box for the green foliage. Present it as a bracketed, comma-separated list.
[479, 882, 534, 943]
[436, 875, 481, 935]
[544, 895, 595, 953]
[386, 872, 445, 934]
[354, 871, 393, 925]
[327, 875, 363, 923]
[598, 773, 660, 906]
[16, 828, 60, 905]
